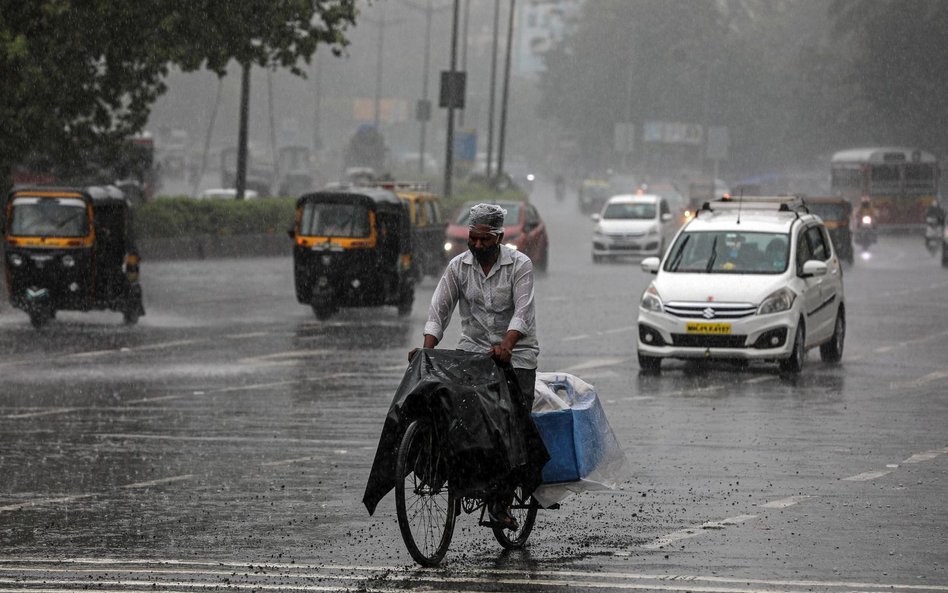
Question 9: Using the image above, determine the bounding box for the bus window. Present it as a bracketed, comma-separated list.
[871, 165, 899, 183]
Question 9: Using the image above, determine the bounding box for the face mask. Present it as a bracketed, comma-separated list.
[469, 242, 500, 264]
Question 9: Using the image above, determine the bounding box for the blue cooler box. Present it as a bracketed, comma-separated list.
[531, 386, 613, 484]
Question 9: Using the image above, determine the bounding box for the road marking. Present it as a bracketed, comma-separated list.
[564, 357, 628, 372]
[2, 560, 948, 593]
[261, 455, 326, 467]
[126, 394, 188, 405]
[562, 333, 590, 342]
[120, 475, 194, 489]
[760, 495, 812, 509]
[641, 514, 757, 550]
[3, 407, 80, 419]
[741, 376, 777, 384]
[903, 447, 948, 464]
[843, 470, 892, 481]
[224, 331, 272, 339]
[0, 495, 93, 513]
[601, 325, 636, 335]
[95, 434, 371, 446]
[238, 350, 330, 364]
[890, 370, 948, 390]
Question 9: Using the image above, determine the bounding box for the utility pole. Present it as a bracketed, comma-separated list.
[313, 51, 323, 153]
[419, 0, 434, 176]
[486, 0, 501, 178]
[236, 62, 250, 201]
[373, 4, 386, 128]
[497, 0, 515, 178]
[443, 0, 461, 199]
[457, 0, 471, 128]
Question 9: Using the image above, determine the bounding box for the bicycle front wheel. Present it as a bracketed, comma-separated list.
[492, 486, 538, 549]
[395, 420, 457, 566]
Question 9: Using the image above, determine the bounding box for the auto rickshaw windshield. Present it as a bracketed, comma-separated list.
[8, 197, 90, 238]
[808, 203, 850, 222]
[301, 201, 371, 238]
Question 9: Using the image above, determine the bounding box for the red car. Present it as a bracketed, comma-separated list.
[444, 200, 549, 271]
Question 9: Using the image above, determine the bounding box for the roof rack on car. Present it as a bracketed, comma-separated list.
[699, 195, 809, 218]
[363, 180, 432, 192]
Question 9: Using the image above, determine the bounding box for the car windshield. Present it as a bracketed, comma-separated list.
[664, 230, 790, 274]
[300, 202, 371, 238]
[602, 202, 656, 220]
[455, 203, 521, 226]
[9, 197, 89, 238]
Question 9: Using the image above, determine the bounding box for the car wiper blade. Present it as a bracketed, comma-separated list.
[705, 235, 719, 272]
[667, 234, 690, 271]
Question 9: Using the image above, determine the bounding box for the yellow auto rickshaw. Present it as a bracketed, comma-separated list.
[289, 187, 415, 320]
[805, 196, 854, 264]
[372, 181, 446, 279]
[3, 185, 145, 328]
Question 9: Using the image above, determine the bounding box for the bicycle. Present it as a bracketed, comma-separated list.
[394, 417, 542, 567]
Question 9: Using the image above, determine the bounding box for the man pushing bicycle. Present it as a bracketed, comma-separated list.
[409, 203, 539, 530]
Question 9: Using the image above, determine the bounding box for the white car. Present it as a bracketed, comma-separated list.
[636, 197, 845, 374]
[592, 193, 677, 261]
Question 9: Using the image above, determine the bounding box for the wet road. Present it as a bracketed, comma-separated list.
[1, 185, 947, 592]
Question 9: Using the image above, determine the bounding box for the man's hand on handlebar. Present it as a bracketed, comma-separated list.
[409, 334, 441, 362]
[489, 344, 513, 365]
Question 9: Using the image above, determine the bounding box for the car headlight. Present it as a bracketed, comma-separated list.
[640, 283, 663, 313]
[61, 255, 75, 268]
[647, 225, 659, 236]
[9, 253, 24, 267]
[592, 226, 604, 237]
[758, 287, 796, 315]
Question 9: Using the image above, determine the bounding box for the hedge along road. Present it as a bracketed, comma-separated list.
[0, 182, 946, 591]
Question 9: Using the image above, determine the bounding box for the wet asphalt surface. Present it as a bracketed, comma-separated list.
[0, 184, 947, 593]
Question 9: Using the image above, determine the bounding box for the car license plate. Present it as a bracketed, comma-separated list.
[686, 322, 731, 335]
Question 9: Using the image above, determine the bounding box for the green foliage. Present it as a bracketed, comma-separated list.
[135, 197, 296, 239]
[134, 184, 528, 239]
[0, 1, 357, 185]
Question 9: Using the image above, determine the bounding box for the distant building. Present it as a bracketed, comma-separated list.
[516, 0, 584, 76]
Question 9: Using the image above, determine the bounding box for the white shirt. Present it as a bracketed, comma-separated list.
[424, 245, 539, 369]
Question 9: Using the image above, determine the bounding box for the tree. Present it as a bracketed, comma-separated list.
[537, 1, 838, 176]
[829, 0, 948, 156]
[0, 1, 357, 188]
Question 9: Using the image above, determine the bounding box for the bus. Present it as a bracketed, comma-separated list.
[830, 146, 939, 229]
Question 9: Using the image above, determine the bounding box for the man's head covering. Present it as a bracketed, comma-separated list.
[469, 203, 506, 235]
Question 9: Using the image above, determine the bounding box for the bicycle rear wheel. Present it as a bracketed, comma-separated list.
[395, 420, 457, 566]
[492, 486, 538, 549]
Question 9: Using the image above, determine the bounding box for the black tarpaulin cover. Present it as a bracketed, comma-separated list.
[363, 349, 550, 515]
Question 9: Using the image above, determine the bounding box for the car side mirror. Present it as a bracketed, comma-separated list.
[641, 256, 660, 274]
[661, 213, 673, 222]
[801, 259, 827, 277]
[591, 213, 601, 222]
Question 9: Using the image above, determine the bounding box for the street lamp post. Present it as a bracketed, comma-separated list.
[373, 4, 386, 128]
[485, 0, 501, 178]
[443, 0, 461, 199]
[497, 0, 515, 178]
[419, 0, 434, 176]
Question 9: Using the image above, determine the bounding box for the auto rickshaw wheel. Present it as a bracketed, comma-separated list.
[29, 307, 52, 329]
[123, 308, 140, 325]
[313, 303, 334, 320]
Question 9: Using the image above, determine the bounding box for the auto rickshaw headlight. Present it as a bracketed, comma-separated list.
[320, 255, 332, 266]
[61, 255, 76, 268]
[9, 253, 24, 267]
